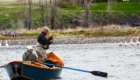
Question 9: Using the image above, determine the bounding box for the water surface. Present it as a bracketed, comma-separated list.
[0, 43, 140, 80]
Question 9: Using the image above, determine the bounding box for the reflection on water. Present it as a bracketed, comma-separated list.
[0, 43, 140, 80]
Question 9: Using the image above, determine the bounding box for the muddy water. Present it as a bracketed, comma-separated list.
[0, 43, 140, 80]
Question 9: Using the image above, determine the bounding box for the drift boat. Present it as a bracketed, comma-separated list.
[4, 52, 64, 80]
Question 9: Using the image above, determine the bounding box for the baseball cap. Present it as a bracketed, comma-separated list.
[27, 46, 34, 50]
[42, 26, 50, 31]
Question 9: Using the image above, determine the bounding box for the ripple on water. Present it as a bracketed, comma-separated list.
[0, 44, 140, 80]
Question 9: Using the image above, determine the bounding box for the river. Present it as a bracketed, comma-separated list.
[0, 43, 140, 80]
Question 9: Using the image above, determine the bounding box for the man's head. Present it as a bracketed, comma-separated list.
[42, 26, 50, 34]
[27, 46, 33, 52]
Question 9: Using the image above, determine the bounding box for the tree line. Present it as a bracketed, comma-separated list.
[1, 0, 140, 30]
[17, 0, 92, 30]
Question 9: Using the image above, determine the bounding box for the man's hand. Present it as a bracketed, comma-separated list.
[50, 34, 54, 38]
[50, 40, 53, 44]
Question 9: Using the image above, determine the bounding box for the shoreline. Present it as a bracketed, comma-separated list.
[0, 37, 138, 45]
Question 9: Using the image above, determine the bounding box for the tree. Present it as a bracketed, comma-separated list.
[39, 0, 45, 27]
[45, 0, 49, 25]
[21, 0, 32, 30]
[135, 0, 140, 4]
[107, 0, 110, 25]
[28, 0, 32, 30]
[21, 0, 28, 28]
[50, 0, 57, 29]
[85, 0, 89, 27]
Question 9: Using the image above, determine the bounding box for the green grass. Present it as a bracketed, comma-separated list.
[20, 27, 140, 38]
[60, 2, 140, 13]
[0, 3, 21, 25]
[90, 2, 140, 13]
[0, 1, 140, 29]
[23, 32, 39, 37]
[1, 26, 140, 39]
[58, 2, 140, 22]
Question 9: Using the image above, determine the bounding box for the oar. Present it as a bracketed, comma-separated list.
[41, 62, 108, 78]
[0, 66, 4, 68]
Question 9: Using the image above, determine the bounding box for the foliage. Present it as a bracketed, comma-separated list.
[0, 1, 140, 31]
[21, 27, 140, 38]
[23, 32, 38, 37]
[1, 26, 140, 39]
[57, 0, 71, 8]
[90, 2, 140, 13]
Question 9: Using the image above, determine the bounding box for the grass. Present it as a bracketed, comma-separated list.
[60, 2, 140, 13]
[90, 2, 140, 13]
[1, 25, 140, 40]
[0, 1, 140, 26]
[58, 2, 140, 23]
[0, 1, 140, 40]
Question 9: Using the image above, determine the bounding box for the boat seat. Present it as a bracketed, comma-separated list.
[12, 61, 21, 65]
[37, 58, 43, 62]
[37, 52, 64, 67]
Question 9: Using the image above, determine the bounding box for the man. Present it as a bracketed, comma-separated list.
[22, 46, 37, 62]
[36, 26, 53, 62]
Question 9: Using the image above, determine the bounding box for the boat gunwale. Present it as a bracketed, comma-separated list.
[23, 62, 63, 70]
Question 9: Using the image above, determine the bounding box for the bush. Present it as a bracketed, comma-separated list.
[57, 0, 70, 8]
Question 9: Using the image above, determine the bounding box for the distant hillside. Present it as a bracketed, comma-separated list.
[0, 0, 38, 2]
[57, 1, 140, 28]
[0, 1, 140, 30]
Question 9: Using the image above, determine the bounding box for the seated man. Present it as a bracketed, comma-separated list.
[22, 46, 37, 62]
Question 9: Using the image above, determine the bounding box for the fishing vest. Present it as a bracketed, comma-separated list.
[36, 42, 49, 49]
[24, 52, 32, 61]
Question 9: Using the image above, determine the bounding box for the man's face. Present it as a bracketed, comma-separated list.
[30, 49, 33, 52]
[44, 29, 48, 34]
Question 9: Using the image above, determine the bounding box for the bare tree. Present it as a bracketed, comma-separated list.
[70, 0, 80, 4]
[107, 0, 117, 25]
[85, 0, 89, 27]
[45, 0, 49, 25]
[39, 0, 45, 27]
[107, 0, 110, 25]
[50, 0, 57, 29]
[22, 0, 28, 28]
[28, 0, 32, 30]
[135, 0, 140, 4]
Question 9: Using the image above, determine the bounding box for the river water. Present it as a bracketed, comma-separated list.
[0, 43, 140, 80]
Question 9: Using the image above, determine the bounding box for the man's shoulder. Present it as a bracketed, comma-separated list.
[22, 53, 26, 56]
[23, 52, 26, 55]
[31, 53, 37, 56]
[39, 32, 45, 37]
[38, 32, 42, 36]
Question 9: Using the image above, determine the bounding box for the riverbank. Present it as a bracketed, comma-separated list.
[0, 25, 140, 45]
[0, 37, 138, 46]
[1, 25, 140, 40]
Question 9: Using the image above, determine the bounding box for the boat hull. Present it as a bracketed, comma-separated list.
[4, 52, 64, 80]
[22, 63, 62, 80]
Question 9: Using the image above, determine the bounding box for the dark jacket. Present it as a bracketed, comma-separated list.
[37, 32, 53, 49]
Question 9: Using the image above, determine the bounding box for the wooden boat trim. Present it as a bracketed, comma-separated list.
[22, 62, 62, 70]
[4, 63, 9, 68]
[21, 61, 63, 79]
[21, 61, 24, 76]
[20, 62, 34, 80]
[20, 76, 34, 80]
[5, 62, 15, 80]
[12, 61, 21, 65]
